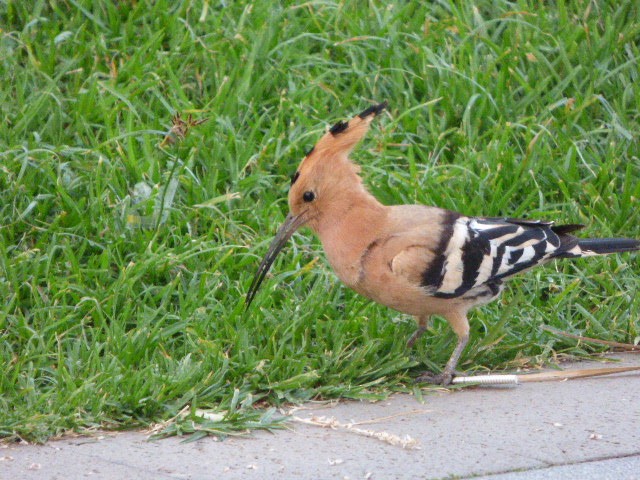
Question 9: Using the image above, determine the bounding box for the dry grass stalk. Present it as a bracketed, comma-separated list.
[292, 414, 422, 450]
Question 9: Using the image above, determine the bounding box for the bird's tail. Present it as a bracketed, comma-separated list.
[572, 237, 640, 256]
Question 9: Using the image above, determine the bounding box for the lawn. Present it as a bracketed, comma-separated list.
[1, 0, 638, 442]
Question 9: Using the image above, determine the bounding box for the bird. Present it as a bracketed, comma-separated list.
[246, 101, 639, 385]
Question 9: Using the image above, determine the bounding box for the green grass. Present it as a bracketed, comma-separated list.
[1, 0, 638, 442]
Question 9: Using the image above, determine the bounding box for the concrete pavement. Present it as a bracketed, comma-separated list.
[2, 354, 639, 480]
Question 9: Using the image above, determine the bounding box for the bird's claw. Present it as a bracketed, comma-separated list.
[414, 370, 455, 386]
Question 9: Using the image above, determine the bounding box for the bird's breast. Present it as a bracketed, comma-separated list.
[315, 207, 387, 289]
[319, 232, 367, 289]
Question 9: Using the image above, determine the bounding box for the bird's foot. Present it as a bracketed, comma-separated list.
[414, 370, 456, 386]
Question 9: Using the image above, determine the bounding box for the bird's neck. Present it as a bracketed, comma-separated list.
[310, 187, 388, 288]
[314, 181, 385, 232]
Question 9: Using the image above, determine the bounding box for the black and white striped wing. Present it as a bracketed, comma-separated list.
[421, 217, 576, 299]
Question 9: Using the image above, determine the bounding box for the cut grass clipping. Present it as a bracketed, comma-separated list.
[1, 1, 638, 442]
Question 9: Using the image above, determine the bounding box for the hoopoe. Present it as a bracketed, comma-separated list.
[246, 102, 639, 385]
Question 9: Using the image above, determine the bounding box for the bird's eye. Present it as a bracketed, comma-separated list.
[302, 191, 315, 202]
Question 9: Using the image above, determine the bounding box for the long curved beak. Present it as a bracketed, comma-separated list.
[245, 212, 308, 309]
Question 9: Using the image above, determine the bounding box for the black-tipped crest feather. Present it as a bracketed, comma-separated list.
[329, 120, 349, 135]
[358, 101, 388, 119]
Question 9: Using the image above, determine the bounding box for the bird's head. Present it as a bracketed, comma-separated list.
[245, 101, 387, 308]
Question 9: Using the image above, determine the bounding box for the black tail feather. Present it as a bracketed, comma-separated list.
[551, 223, 584, 236]
[578, 238, 640, 255]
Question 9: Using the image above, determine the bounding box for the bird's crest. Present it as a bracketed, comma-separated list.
[298, 101, 387, 173]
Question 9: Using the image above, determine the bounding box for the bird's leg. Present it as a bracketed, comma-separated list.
[406, 327, 426, 348]
[406, 315, 430, 348]
[415, 333, 469, 386]
[415, 313, 470, 386]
